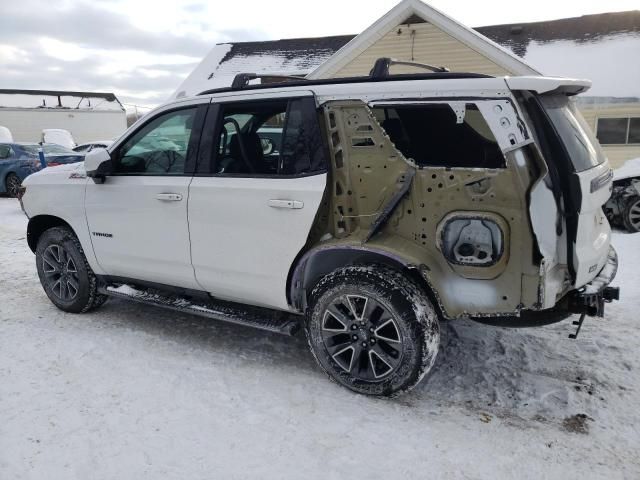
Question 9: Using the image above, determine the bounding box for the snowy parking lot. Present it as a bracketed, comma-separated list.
[1, 196, 638, 479]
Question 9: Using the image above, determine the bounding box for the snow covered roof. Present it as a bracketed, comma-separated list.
[174, 9, 640, 99]
[478, 11, 640, 98]
[0, 89, 124, 111]
[174, 35, 354, 98]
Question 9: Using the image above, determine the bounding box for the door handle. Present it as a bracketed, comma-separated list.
[267, 199, 304, 209]
[156, 193, 183, 201]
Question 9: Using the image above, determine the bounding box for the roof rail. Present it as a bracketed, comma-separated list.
[231, 73, 308, 90]
[198, 58, 486, 96]
[369, 57, 450, 77]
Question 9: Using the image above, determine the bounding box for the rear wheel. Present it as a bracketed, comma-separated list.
[306, 265, 440, 397]
[36, 227, 107, 313]
[5, 173, 21, 198]
[622, 196, 640, 233]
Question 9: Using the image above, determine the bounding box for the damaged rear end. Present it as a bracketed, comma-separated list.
[302, 75, 618, 329]
[511, 77, 620, 321]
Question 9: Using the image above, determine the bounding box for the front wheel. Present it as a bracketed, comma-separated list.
[622, 195, 640, 233]
[35, 227, 107, 313]
[306, 265, 440, 397]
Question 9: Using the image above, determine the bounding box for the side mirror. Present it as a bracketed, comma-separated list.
[85, 148, 112, 183]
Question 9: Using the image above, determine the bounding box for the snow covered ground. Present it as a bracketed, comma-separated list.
[1, 196, 638, 479]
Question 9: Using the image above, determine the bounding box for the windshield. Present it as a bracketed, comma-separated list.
[540, 95, 605, 172]
[42, 144, 76, 155]
[19, 144, 41, 155]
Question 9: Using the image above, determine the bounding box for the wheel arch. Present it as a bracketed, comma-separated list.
[27, 215, 74, 252]
[288, 245, 442, 316]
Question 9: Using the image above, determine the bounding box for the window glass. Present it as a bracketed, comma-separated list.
[0, 145, 11, 159]
[280, 97, 326, 175]
[114, 108, 196, 174]
[214, 98, 326, 176]
[541, 95, 604, 172]
[42, 144, 75, 154]
[20, 145, 41, 155]
[216, 102, 287, 175]
[74, 145, 91, 153]
[372, 103, 504, 168]
[628, 118, 640, 144]
[596, 118, 628, 145]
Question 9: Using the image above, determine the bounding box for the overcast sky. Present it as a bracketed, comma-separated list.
[1, 0, 637, 112]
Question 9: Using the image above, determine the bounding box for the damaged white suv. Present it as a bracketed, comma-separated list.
[21, 59, 619, 396]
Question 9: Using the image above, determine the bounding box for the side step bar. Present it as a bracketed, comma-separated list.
[99, 284, 301, 336]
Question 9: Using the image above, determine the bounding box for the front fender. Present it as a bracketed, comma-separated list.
[21, 166, 104, 275]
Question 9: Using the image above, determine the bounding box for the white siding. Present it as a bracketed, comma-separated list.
[0, 109, 127, 144]
[333, 21, 513, 78]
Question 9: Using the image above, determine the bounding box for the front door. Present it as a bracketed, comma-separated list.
[85, 103, 206, 289]
[188, 95, 327, 310]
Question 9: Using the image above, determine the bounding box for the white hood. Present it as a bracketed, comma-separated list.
[614, 157, 640, 182]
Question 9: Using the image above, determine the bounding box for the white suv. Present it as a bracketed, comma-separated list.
[21, 59, 619, 396]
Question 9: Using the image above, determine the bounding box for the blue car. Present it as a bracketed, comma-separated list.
[0, 143, 84, 197]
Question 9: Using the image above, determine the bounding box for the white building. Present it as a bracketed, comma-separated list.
[0, 89, 127, 145]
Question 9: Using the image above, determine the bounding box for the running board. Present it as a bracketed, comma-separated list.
[99, 284, 301, 336]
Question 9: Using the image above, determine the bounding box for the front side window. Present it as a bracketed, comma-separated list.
[371, 103, 505, 169]
[213, 97, 326, 176]
[114, 108, 196, 175]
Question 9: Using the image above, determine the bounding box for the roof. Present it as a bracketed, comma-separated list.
[199, 71, 495, 96]
[478, 11, 640, 98]
[306, 0, 540, 79]
[174, 36, 354, 98]
[477, 11, 640, 57]
[173, 6, 640, 99]
[0, 89, 124, 111]
[195, 76, 591, 105]
[218, 35, 356, 68]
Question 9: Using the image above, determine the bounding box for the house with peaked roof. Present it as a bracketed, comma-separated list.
[174, 0, 640, 167]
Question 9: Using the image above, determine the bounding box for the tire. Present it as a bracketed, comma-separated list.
[306, 265, 440, 397]
[622, 195, 640, 233]
[5, 173, 21, 198]
[35, 227, 108, 313]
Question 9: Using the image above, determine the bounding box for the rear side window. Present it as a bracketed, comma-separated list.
[213, 96, 327, 177]
[372, 104, 505, 169]
[280, 98, 326, 175]
[0, 145, 11, 159]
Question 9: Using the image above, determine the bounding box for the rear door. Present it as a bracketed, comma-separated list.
[85, 101, 207, 289]
[188, 93, 327, 310]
